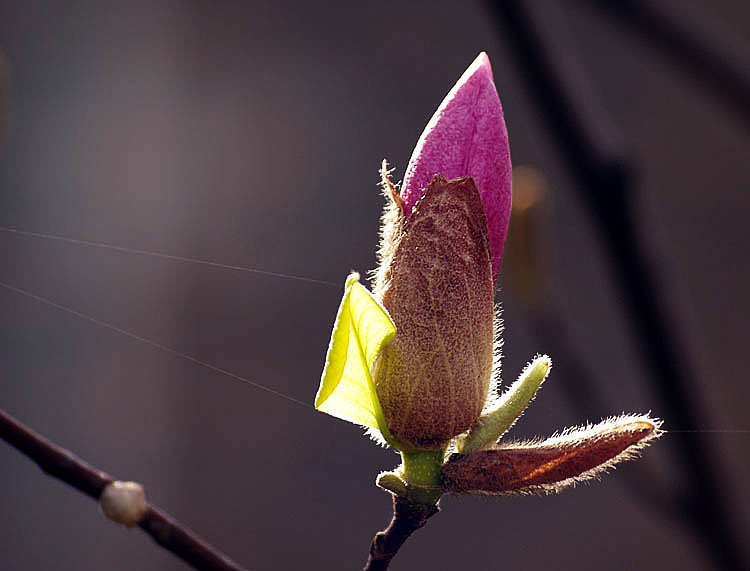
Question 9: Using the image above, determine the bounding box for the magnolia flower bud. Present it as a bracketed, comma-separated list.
[316, 51, 661, 528]
[367, 53, 511, 451]
[372, 175, 495, 449]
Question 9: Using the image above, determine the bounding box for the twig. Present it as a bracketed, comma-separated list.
[489, 1, 745, 569]
[363, 496, 439, 571]
[0, 407, 246, 571]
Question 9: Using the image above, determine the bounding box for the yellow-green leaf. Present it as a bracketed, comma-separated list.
[315, 273, 396, 444]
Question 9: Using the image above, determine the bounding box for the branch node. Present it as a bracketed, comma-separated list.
[100, 480, 148, 528]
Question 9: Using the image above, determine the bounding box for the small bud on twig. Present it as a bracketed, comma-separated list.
[100, 480, 148, 528]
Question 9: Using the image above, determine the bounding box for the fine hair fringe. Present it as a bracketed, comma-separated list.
[482, 302, 505, 412]
[370, 160, 405, 300]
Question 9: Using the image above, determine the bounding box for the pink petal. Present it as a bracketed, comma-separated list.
[401, 52, 512, 282]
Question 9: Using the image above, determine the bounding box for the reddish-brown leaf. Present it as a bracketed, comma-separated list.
[442, 417, 659, 494]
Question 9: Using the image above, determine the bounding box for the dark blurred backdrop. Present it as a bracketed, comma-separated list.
[0, 1, 747, 570]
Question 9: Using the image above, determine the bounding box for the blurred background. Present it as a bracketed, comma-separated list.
[0, 1, 747, 570]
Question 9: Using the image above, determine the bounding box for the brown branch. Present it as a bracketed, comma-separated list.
[363, 496, 439, 571]
[0, 407, 246, 571]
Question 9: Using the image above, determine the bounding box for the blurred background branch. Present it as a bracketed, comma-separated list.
[491, 1, 745, 569]
[590, 0, 750, 128]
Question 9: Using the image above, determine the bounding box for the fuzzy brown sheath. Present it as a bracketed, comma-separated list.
[442, 420, 655, 494]
[373, 175, 494, 449]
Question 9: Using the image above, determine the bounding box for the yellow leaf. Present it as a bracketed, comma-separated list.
[315, 273, 396, 444]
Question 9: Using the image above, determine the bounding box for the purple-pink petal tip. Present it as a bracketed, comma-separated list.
[401, 52, 512, 282]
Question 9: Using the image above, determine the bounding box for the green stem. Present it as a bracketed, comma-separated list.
[400, 449, 444, 505]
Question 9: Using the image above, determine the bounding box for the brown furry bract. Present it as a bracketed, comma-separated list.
[441, 418, 658, 494]
[372, 175, 495, 449]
